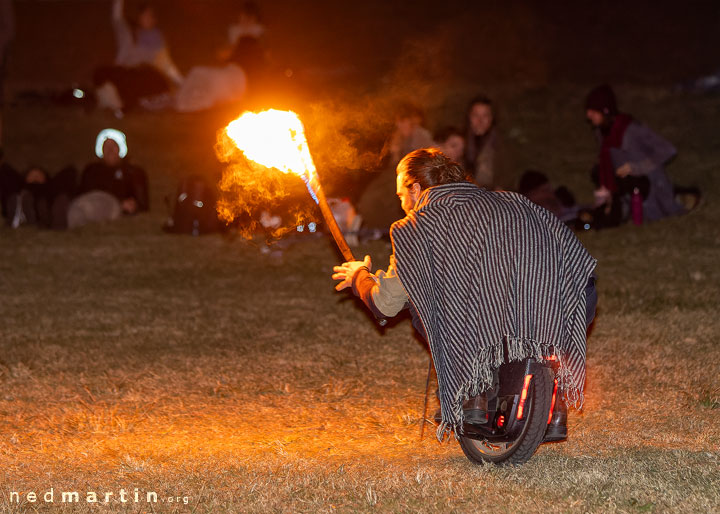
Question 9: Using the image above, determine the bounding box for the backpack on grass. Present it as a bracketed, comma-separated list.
[163, 175, 220, 235]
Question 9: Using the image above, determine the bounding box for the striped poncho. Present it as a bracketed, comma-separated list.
[390, 182, 597, 439]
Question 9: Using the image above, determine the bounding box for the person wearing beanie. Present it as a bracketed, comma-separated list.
[584, 84, 698, 226]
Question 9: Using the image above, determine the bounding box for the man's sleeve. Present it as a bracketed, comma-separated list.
[351, 256, 408, 318]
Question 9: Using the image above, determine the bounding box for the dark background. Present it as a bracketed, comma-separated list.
[9, 0, 720, 89]
[4, 0, 720, 206]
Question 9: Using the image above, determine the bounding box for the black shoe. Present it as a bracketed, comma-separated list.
[463, 408, 488, 425]
[543, 399, 567, 442]
[463, 394, 489, 425]
[674, 186, 702, 212]
[433, 407, 489, 426]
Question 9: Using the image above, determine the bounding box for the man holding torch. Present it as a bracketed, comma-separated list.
[332, 148, 597, 440]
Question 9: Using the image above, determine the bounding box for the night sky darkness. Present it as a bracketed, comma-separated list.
[8, 0, 720, 89]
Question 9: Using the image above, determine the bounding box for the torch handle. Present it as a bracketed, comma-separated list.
[311, 181, 356, 262]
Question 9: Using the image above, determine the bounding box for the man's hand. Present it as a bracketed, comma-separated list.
[332, 255, 372, 291]
[616, 163, 633, 178]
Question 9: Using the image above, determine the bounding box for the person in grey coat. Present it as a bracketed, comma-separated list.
[584, 84, 698, 224]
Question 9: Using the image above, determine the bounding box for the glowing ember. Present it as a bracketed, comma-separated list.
[225, 109, 317, 187]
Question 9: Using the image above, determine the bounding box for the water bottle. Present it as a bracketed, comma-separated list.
[631, 187, 643, 225]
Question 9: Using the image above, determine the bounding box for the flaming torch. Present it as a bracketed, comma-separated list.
[224, 109, 355, 261]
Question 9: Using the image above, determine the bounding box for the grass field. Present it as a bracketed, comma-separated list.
[1, 84, 718, 513]
[2, 2, 720, 512]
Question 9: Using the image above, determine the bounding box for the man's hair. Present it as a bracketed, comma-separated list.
[397, 148, 468, 190]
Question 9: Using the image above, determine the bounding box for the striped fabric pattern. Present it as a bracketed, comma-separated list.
[390, 182, 597, 439]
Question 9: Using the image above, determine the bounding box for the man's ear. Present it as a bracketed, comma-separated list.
[411, 182, 422, 199]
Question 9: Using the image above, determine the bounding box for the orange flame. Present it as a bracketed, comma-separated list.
[217, 108, 356, 257]
[215, 109, 319, 235]
[225, 109, 317, 184]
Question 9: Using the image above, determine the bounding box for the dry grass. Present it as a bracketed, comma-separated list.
[1, 197, 718, 512]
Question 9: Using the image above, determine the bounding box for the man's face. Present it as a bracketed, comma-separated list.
[441, 134, 465, 162]
[102, 139, 122, 167]
[586, 109, 605, 128]
[469, 103, 493, 137]
[396, 171, 419, 215]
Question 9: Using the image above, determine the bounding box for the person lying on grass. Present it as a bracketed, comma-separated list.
[332, 148, 597, 440]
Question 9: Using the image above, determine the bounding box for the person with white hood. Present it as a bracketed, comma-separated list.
[68, 129, 149, 228]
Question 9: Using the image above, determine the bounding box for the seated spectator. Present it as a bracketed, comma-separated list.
[382, 103, 435, 166]
[2, 164, 77, 229]
[68, 129, 148, 228]
[227, 1, 265, 47]
[8, 167, 52, 228]
[175, 64, 246, 113]
[0, 152, 21, 220]
[584, 84, 700, 226]
[177, 2, 266, 112]
[464, 95, 509, 189]
[220, 1, 268, 92]
[328, 197, 362, 247]
[434, 126, 466, 165]
[517, 170, 580, 225]
[358, 103, 434, 236]
[94, 0, 183, 114]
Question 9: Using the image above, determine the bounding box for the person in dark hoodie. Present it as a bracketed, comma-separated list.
[68, 129, 148, 228]
[584, 84, 699, 226]
[1, 163, 77, 230]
